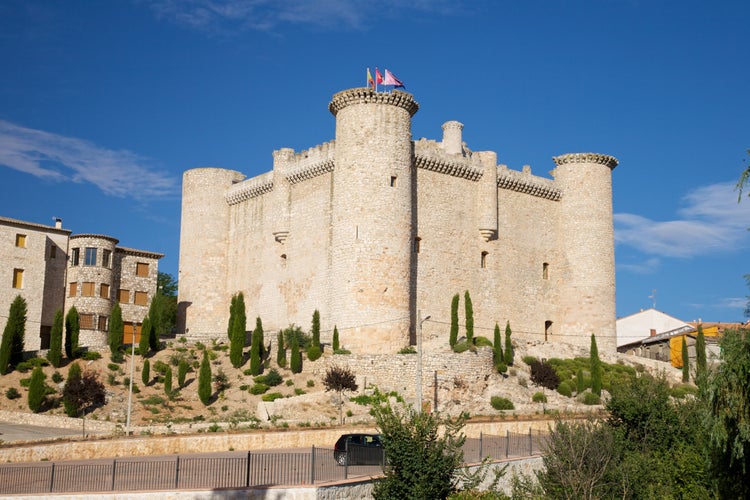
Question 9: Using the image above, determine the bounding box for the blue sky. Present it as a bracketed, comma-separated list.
[1, 0, 748, 323]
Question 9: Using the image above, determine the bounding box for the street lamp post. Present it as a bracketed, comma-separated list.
[416, 310, 431, 413]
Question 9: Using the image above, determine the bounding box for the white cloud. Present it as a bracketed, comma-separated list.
[616, 257, 661, 275]
[143, 0, 458, 33]
[614, 182, 750, 258]
[0, 120, 178, 200]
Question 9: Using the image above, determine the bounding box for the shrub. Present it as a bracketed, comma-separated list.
[490, 396, 514, 411]
[51, 371, 64, 383]
[532, 391, 547, 403]
[164, 366, 173, 395]
[250, 383, 269, 395]
[198, 350, 212, 405]
[261, 392, 284, 402]
[5, 387, 20, 400]
[16, 357, 49, 373]
[153, 360, 170, 375]
[107, 362, 120, 371]
[495, 362, 507, 374]
[473, 336, 493, 347]
[453, 341, 471, 353]
[282, 324, 310, 350]
[213, 369, 229, 393]
[276, 331, 286, 368]
[522, 355, 538, 366]
[178, 359, 189, 387]
[142, 359, 151, 386]
[255, 369, 282, 387]
[670, 383, 699, 399]
[307, 344, 322, 361]
[530, 360, 561, 390]
[582, 392, 601, 405]
[79, 351, 101, 361]
[557, 381, 573, 397]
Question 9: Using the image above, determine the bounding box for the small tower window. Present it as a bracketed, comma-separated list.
[413, 237, 421, 253]
[545, 320, 553, 341]
[542, 262, 549, 280]
[281, 253, 287, 267]
[481, 251, 488, 269]
[390, 176, 397, 187]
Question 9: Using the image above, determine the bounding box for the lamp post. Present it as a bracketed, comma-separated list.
[416, 310, 431, 413]
[125, 320, 136, 436]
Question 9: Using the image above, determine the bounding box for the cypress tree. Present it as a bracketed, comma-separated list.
[276, 331, 286, 367]
[493, 323, 503, 366]
[681, 336, 690, 383]
[47, 309, 64, 367]
[695, 324, 707, 382]
[108, 303, 124, 361]
[576, 367, 585, 393]
[254, 315, 264, 358]
[64, 362, 82, 417]
[250, 324, 262, 375]
[464, 291, 474, 344]
[230, 293, 246, 368]
[504, 321, 514, 366]
[290, 334, 302, 374]
[148, 318, 160, 352]
[164, 366, 173, 395]
[332, 325, 340, 352]
[227, 293, 237, 340]
[178, 358, 188, 387]
[311, 310, 321, 349]
[590, 334, 602, 396]
[142, 358, 150, 386]
[64, 306, 80, 359]
[450, 294, 459, 347]
[28, 365, 46, 413]
[0, 295, 27, 374]
[147, 293, 163, 342]
[198, 349, 212, 405]
[139, 315, 151, 357]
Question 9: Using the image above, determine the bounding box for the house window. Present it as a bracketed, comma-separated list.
[134, 291, 148, 306]
[481, 251, 488, 269]
[71, 248, 80, 266]
[118, 289, 130, 304]
[136, 262, 149, 277]
[84, 247, 97, 266]
[102, 249, 111, 268]
[69, 282, 78, 297]
[543, 262, 549, 280]
[49, 245, 57, 259]
[12, 269, 23, 289]
[15, 234, 26, 248]
[79, 314, 95, 330]
[413, 237, 421, 253]
[82, 282, 95, 297]
[100, 283, 110, 299]
[98, 316, 108, 331]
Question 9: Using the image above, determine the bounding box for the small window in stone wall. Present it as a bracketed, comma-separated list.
[71, 248, 80, 266]
[134, 291, 148, 306]
[12, 269, 23, 289]
[390, 176, 397, 187]
[82, 282, 95, 297]
[100, 283, 110, 299]
[102, 249, 111, 268]
[98, 316, 108, 331]
[543, 262, 549, 280]
[69, 282, 78, 297]
[413, 237, 421, 253]
[15, 234, 26, 248]
[79, 314, 95, 329]
[136, 262, 149, 277]
[118, 289, 130, 303]
[84, 247, 97, 266]
[49, 245, 57, 259]
[545, 320, 553, 341]
[481, 251, 488, 269]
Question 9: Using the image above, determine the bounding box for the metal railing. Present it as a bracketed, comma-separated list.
[0, 430, 547, 495]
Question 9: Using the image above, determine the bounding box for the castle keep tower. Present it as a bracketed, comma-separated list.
[328, 89, 419, 352]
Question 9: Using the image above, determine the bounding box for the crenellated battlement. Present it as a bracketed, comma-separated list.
[224, 171, 274, 205]
[496, 165, 561, 201]
[414, 139, 484, 181]
[280, 141, 337, 184]
[553, 153, 618, 169]
[329, 88, 419, 117]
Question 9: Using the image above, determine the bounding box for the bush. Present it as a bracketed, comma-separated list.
[282, 324, 310, 350]
[522, 355, 538, 366]
[473, 336, 493, 347]
[495, 362, 508, 374]
[307, 345, 322, 361]
[399, 346, 416, 354]
[250, 383, 269, 395]
[532, 391, 548, 403]
[490, 396, 514, 411]
[530, 360, 561, 390]
[16, 358, 49, 373]
[582, 392, 601, 405]
[452, 341, 471, 353]
[255, 369, 283, 387]
[79, 351, 101, 361]
[262, 392, 284, 402]
[5, 387, 20, 400]
[670, 384, 699, 399]
[153, 360, 170, 375]
[51, 371, 64, 383]
[557, 381, 573, 397]
[107, 362, 120, 371]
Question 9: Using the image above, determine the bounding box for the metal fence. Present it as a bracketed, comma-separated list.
[0, 430, 547, 495]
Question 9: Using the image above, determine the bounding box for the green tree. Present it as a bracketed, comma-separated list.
[150, 272, 177, 338]
[164, 366, 173, 395]
[141, 358, 150, 386]
[178, 358, 188, 387]
[198, 349, 212, 405]
[47, 309, 64, 367]
[464, 291, 474, 344]
[276, 331, 286, 368]
[139, 315, 152, 357]
[695, 324, 707, 382]
[227, 292, 238, 340]
[229, 292, 246, 368]
[249, 323, 262, 375]
[590, 334, 602, 396]
[0, 295, 27, 373]
[332, 325, 340, 352]
[681, 337, 690, 383]
[493, 323, 503, 367]
[290, 334, 302, 374]
[311, 309, 321, 349]
[372, 400, 466, 499]
[62, 363, 105, 421]
[108, 303, 124, 362]
[576, 367, 586, 394]
[64, 306, 80, 359]
[27, 365, 46, 412]
[504, 321, 514, 366]
[63, 362, 82, 417]
[703, 328, 750, 498]
[449, 294, 459, 347]
[323, 365, 358, 424]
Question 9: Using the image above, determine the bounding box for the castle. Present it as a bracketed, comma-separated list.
[177, 88, 618, 353]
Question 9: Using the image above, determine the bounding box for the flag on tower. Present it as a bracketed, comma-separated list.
[375, 67, 383, 86]
[367, 68, 375, 89]
[383, 69, 404, 88]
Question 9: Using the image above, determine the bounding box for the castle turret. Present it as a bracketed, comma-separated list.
[328, 88, 419, 352]
[177, 167, 244, 338]
[553, 153, 618, 352]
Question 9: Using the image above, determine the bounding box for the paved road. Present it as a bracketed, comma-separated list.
[0, 422, 86, 442]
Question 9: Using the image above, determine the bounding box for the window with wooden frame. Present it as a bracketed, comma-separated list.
[79, 314, 95, 330]
[82, 282, 95, 297]
[69, 282, 78, 297]
[136, 262, 149, 277]
[71, 248, 80, 266]
[134, 291, 148, 306]
[49, 245, 57, 259]
[100, 283, 110, 299]
[98, 316, 108, 331]
[118, 289, 130, 304]
[12, 269, 23, 289]
[84, 247, 97, 266]
[102, 249, 111, 268]
[15, 234, 26, 248]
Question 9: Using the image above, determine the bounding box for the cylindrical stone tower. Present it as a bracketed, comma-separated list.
[553, 153, 618, 352]
[177, 167, 244, 339]
[328, 88, 419, 352]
